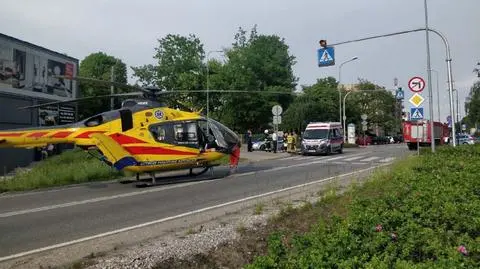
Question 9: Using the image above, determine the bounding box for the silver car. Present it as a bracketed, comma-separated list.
[456, 134, 475, 145]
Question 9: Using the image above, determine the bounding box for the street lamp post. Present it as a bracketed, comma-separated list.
[424, 0, 436, 152]
[338, 57, 359, 128]
[430, 69, 440, 122]
[206, 50, 223, 129]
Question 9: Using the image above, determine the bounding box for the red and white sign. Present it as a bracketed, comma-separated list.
[408, 76, 425, 93]
[65, 63, 74, 79]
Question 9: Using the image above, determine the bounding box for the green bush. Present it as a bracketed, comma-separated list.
[246, 145, 480, 268]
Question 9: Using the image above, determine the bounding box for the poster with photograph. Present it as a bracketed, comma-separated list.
[0, 46, 26, 89]
[38, 105, 76, 126]
[0, 37, 77, 98]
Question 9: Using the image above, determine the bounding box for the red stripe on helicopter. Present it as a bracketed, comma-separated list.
[0, 133, 25, 137]
[124, 146, 197, 156]
[110, 133, 146, 144]
[27, 132, 48, 138]
[75, 131, 106, 138]
[51, 131, 73, 138]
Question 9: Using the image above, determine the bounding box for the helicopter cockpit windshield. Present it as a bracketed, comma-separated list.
[149, 118, 240, 153]
[206, 118, 240, 149]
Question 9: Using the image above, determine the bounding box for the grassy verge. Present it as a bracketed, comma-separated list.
[0, 148, 248, 193]
[155, 144, 480, 268]
[0, 148, 124, 192]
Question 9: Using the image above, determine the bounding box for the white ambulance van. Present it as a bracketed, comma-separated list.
[300, 122, 344, 155]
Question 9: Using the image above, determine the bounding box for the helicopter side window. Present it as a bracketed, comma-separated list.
[173, 122, 199, 149]
[149, 123, 175, 144]
[85, 115, 103, 127]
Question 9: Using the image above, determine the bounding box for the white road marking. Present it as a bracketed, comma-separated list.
[261, 153, 362, 172]
[0, 162, 392, 263]
[343, 156, 366, 161]
[380, 157, 396, 163]
[330, 161, 364, 165]
[0, 180, 212, 218]
[361, 156, 381, 162]
[0, 153, 366, 218]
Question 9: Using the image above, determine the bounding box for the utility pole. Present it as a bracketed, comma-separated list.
[456, 89, 460, 124]
[424, 0, 435, 152]
[110, 65, 115, 110]
[329, 27, 457, 147]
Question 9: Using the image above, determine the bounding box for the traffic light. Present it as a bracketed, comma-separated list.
[319, 40, 327, 48]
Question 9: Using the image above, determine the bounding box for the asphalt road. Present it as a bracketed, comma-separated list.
[0, 144, 410, 259]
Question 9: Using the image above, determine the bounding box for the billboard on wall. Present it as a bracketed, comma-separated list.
[0, 34, 78, 99]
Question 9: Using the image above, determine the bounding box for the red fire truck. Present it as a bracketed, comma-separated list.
[402, 120, 450, 150]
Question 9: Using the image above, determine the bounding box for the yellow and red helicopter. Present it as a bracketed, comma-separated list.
[0, 77, 292, 187]
[0, 79, 243, 186]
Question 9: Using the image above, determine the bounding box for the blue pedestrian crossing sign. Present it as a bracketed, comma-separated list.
[410, 107, 424, 120]
[317, 47, 335, 66]
[395, 87, 404, 100]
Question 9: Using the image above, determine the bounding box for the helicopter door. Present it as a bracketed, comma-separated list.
[119, 109, 133, 132]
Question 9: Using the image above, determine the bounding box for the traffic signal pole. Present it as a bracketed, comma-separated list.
[329, 27, 457, 148]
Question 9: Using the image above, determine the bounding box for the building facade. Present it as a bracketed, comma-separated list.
[0, 33, 79, 174]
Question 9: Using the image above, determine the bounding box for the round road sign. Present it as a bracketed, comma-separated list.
[361, 114, 368, 120]
[272, 105, 283, 116]
[408, 76, 425, 93]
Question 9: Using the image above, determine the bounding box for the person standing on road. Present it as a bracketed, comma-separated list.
[246, 129, 253, 152]
[287, 132, 294, 153]
[293, 130, 299, 153]
[272, 131, 278, 153]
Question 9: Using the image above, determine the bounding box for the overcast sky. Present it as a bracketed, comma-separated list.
[1, 0, 479, 121]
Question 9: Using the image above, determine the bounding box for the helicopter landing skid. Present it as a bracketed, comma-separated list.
[134, 165, 220, 188]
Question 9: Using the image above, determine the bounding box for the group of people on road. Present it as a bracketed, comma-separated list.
[245, 129, 300, 154]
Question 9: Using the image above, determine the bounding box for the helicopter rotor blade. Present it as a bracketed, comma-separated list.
[53, 75, 145, 92]
[18, 92, 143, 110]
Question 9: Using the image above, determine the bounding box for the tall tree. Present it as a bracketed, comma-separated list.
[78, 52, 127, 118]
[345, 79, 399, 135]
[131, 34, 206, 108]
[465, 80, 480, 128]
[282, 77, 339, 132]
[218, 25, 298, 132]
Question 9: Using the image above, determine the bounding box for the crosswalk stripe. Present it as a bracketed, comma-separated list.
[361, 156, 380, 162]
[379, 157, 396, 163]
[343, 156, 366, 161]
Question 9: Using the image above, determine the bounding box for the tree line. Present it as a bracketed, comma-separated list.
[77, 25, 400, 135]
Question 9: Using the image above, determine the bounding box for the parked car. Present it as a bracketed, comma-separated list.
[356, 135, 372, 145]
[252, 140, 266, 151]
[456, 134, 476, 145]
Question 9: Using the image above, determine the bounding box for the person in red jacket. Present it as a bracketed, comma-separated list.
[229, 143, 241, 174]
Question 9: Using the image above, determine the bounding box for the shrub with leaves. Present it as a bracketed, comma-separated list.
[246, 145, 480, 268]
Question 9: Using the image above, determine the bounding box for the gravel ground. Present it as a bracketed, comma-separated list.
[85, 213, 272, 269]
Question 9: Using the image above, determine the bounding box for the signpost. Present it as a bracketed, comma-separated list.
[408, 76, 426, 127]
[409, 93, 425, 107]
[410, 107, 424, 120]
[272, 105, 283, 116]
[361, 114, 368, 146]
[272, 105, 283, 135]
[408, 76, 426, 93]
[317, 47, 335, 67]
[395, 87, 404, 100]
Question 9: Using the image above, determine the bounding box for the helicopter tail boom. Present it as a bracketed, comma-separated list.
[0, 129, 72, 149]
